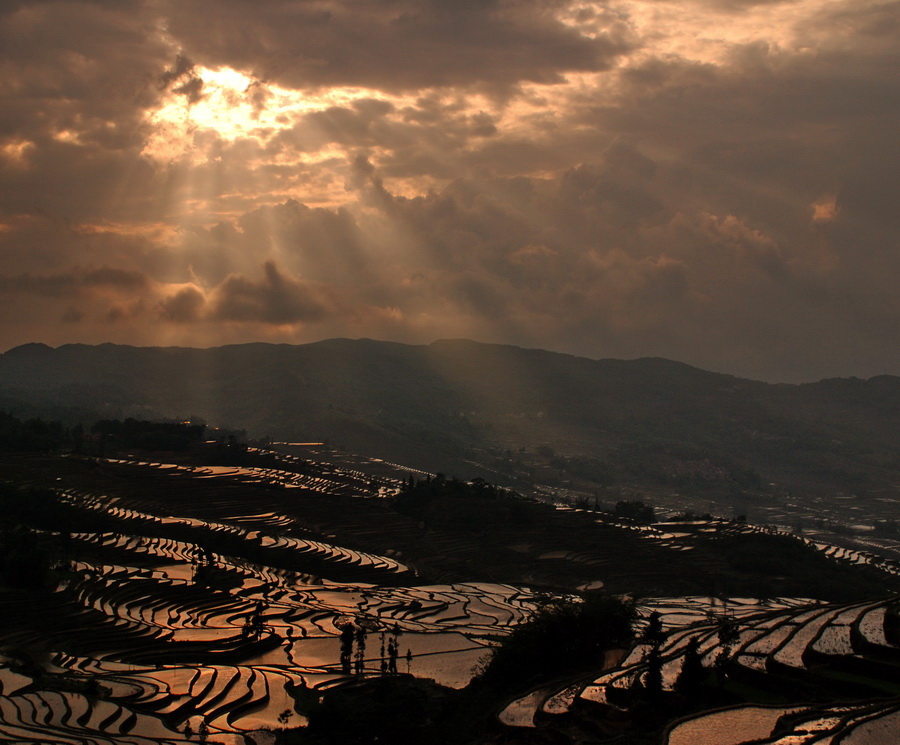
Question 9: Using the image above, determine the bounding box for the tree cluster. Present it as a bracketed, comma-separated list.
[613, 500, 656, 524]
[91, 418, 205, 452]
[0, 410, 69, 451]
[393, 474, 530, 528]
[476, 592, 635, 691]
[0, 483, 83, 589]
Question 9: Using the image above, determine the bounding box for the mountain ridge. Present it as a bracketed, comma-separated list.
[6, 336, 897, 385]
[0, 338, 898, 521]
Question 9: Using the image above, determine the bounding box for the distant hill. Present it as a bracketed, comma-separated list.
[1, 338, 899, 511]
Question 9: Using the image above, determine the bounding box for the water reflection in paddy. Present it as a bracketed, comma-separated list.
[666, 705, 803, 745]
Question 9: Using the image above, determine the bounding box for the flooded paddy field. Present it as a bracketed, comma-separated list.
[2, 446, 900, 743]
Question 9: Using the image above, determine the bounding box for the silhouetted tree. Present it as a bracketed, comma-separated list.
[0, 411, 68, 451]
[478, 593, 635, 691]
[91, 418, 204, 452]
[643, 646, 664, 703]
[715, 614, 739, 687]
[354, 626, 367, 676]
[643, 611, 664, 646]
[339, 624, 355, 675]
[614, 500, 656, 524]
[677, 637, 705, 698]
[387, 625, 402, 674]
[0, 525, 51, 589]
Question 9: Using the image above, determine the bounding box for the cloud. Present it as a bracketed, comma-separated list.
[160, 0, 631, 93]
[211, 261, 329, 325]
[0, 0, 898, 381]
[82, 267, 150, 290]
[158, 54, 205, 104]
[158, 285, 206, 323]
[0, 266, 148, 298]
[0, 1, 173, 223]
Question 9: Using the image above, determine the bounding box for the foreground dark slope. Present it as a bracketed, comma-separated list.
[1, 338, 899, 505]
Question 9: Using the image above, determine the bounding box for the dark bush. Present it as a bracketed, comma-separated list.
[476, 592, 635, 691]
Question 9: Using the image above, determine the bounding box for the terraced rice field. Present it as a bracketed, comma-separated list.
[0, 453, 555, 743]
[630, 519, 900, 577]
[666, 700, 900, 745]
[496, 593, 900, 734]
[3, 448, 900, 743]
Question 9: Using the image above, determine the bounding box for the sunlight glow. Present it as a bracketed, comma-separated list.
[607, 0, 837, 65]
[142, 65, 414, 165]
[811, 195, 839, 222]
[71, 220, 182, 244]
[0, 139, 33, 166]
[52, 130, 83, 145]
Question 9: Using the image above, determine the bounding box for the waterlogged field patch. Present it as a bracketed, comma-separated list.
[0, 453, 559, 742]
[2, 446, 900, 743]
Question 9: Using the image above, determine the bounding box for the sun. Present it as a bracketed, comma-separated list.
[142, 66, 307, 163]
[142, 64, 407, 166]
[139, 62, 468, 216]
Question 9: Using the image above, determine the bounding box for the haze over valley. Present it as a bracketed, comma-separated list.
[3, 338, 899, 547]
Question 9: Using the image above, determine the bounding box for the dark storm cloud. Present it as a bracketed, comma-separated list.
[211, 261, 329, 324]
[581, 4, 900, 327]
[159, 286, 206, 323]
[0, 273, 75, 299]
[323, 136, 898, 380]
[158, 54, 205, 104]
[160, 0, 631, 92]
[0, 1, 172, 222]
[0, 1, 168, 140]
[0, 267, 149, 298]
[301, 150, 695, 333]
[158, 54, 195, 90]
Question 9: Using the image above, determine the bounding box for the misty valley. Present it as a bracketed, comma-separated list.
[1, 340, 900, 744]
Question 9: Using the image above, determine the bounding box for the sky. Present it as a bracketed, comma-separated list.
[1, 0, 898, 382]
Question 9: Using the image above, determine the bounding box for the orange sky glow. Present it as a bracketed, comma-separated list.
[0, 0, 897, 381]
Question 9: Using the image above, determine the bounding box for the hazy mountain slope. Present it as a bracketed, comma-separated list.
[0, 338, 898, 498]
